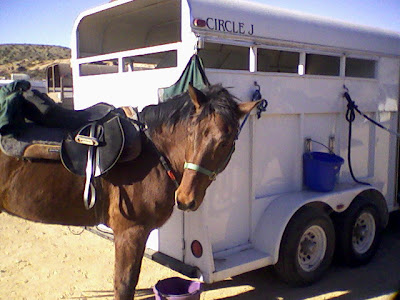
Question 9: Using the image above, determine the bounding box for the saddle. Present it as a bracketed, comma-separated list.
[0, 90, 143, 209]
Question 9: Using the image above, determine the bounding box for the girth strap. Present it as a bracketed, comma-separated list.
[82, 123, 100, 210]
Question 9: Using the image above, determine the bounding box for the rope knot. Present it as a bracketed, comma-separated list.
[344, 92, 357, 122]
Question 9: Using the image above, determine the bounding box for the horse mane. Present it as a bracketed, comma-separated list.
[140, 84, 240, 132]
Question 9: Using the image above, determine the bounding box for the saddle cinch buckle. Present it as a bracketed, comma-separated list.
[74, 123, 104, 146]
[75, 135, 99, 146]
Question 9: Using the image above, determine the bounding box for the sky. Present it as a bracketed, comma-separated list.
[0, 0, 399, 48]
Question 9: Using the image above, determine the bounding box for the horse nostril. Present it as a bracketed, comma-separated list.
[188, 200, 196, 210]
[177, 201, 185, 210]
[176, 199, 196, 211]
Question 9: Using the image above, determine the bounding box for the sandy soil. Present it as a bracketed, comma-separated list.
[1, 212, 399, 300]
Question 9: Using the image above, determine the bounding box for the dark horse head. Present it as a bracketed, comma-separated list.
[141, 84, 259, 212]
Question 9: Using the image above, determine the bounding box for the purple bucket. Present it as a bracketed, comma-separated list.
[153, 277, 202, 300]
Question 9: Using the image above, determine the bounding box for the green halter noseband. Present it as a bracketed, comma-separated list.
[184, 162, 218, 181]
[183, 142, 236, 181]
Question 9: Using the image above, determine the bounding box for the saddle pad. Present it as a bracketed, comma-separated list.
[0, 124, 66, 160]
[61, 114, 125, 177]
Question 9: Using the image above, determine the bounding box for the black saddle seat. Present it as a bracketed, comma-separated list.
[0, 89, 142, 166]
[23, 90, 115, 131]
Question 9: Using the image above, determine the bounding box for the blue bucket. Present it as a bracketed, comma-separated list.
[153, 277, 202, 300]
[303, 152, 344, 192]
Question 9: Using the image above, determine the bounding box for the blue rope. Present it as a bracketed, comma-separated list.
[344, 91, 371, 186]
[344, 92, 400, 138]
[238, 99, 268, 136]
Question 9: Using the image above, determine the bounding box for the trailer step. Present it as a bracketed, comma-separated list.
[211, 247, 273, 282]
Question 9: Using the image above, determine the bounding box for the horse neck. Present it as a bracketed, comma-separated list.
[148, 121, 188, 175]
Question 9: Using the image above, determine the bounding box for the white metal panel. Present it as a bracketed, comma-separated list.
[253, 114, 301, 198]
[203, 123, 252, 253]
[183, 205, 215, 279]
[158, 208, 184, 260]
[303, 114, 338, 152]
[340, 115, 373, 181]
[372, 113, 398, 206]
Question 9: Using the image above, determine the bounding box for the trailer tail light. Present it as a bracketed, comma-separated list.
[191, 240, 203, 258]
[193, 19, 206, 28]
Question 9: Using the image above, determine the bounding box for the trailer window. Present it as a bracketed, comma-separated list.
[257, 49, 299, 73]
[346, 58, 376, 78]
[79, 59, 118, 76]
[306, 54, 340, 76]
[123, 50, 177, 72]
[198, 43, 249, 71]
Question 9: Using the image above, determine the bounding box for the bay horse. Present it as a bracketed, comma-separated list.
[0, 84, 259, 300]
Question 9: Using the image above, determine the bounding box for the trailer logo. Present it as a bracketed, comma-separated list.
[193, 18, 254, 36]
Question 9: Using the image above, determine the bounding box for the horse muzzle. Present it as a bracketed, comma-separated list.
[174, 189, 202, 212]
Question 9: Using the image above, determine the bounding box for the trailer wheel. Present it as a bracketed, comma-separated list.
[334, 198, 382, 267]
[274, 207, 335, 286]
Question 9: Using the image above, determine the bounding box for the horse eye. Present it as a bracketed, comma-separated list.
[220, 141, 228, 148]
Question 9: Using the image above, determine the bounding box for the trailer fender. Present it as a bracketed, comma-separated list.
[251, 185, 376, 264]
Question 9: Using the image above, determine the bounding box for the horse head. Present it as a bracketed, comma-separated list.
[175, 85, 260, 211]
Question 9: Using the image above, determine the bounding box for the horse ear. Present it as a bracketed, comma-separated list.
[237, 100, 261, 119]
[188, 84, 207, 111]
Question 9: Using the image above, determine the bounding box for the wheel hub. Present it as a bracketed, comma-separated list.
[300, 238, 317, 256]
[352, 211, 376, 255]
[297, 225, 327, 272]
[354, 223, 367, 240]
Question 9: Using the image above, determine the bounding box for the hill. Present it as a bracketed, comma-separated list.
[0, 44, 71, 80]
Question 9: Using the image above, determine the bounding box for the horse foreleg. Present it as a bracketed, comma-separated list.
[113, 225, 150, 300]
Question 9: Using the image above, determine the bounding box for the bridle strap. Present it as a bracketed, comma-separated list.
[144, 130, 180, 188]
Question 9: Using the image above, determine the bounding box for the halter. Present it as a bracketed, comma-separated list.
[184, 162, 217, 181]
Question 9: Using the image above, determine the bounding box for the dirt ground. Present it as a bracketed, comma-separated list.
[1, 212, 399, 300]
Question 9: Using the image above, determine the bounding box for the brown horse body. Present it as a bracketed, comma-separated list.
[0, 85, 258, 299]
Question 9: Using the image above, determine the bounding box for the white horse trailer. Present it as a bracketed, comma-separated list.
[71, 0, 400, 285]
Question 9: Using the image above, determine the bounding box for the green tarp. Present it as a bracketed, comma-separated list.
[0, 80, 31, 134]
[159, 54, 210, 101]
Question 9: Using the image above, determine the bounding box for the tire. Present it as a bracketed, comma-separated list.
[334, 197, 383, 267]
[274, 207, 335, 286]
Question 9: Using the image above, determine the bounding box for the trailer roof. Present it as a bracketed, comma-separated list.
[188, 0, 400, 57]
[73, 0, 400, 57]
